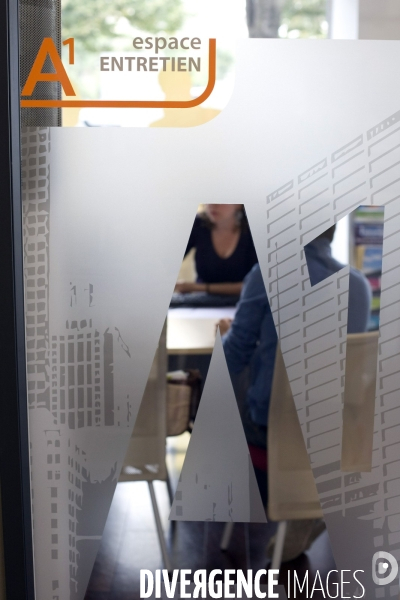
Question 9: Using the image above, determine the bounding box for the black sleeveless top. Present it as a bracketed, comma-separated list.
[185, 216, 258, 284]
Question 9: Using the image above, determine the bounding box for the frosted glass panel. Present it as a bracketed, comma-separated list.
[23, 40, 400, 598]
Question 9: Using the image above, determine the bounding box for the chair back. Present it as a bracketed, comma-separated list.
[120, 322, 168, 483]
[268, 332, 379, 521]
[341, 331, 379, 472]
[268, 343, 323, 521]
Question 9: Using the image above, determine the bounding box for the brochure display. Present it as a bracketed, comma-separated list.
[351, 206, 384, 330]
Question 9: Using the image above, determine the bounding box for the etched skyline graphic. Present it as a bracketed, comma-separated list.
[22, 43, 400, 599]
[262, 111, 400, 597]
[22, 127, 135, 599]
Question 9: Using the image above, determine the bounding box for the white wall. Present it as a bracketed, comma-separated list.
[359, 0, 400, 40]
[329, 0, 400, 41]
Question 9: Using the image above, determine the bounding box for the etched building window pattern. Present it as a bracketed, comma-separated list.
[51, 324, 104, 428]
[22, 129, 115, 430]
[265, 110, 400, 599]
[23, 128, 50, 411]
[22, 128, 128, 600]
[67, 444, 84, 594]
[45, 429, 61, 599]
[302, 209, 383, 473]
[304, 207, 383, 333]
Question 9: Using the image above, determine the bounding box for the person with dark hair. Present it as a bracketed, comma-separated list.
[220, 224, 371, 561]
[175, 204, 258, 296]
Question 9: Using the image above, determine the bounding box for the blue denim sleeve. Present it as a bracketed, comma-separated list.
[348, 267, 372, 333]
[222, 264, 269, 374]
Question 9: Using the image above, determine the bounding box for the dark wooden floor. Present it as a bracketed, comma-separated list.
[85, 434, 336, 599]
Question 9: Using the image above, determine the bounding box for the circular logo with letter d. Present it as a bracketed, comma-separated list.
[372, 551, 399, 586]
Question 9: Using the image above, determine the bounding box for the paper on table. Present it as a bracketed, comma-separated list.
[167, 307, 236, 320]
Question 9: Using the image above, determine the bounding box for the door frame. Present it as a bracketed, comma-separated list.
[0, 0, 35, 598]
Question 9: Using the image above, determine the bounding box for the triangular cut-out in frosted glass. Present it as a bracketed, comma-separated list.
[170, 332, 267, 522]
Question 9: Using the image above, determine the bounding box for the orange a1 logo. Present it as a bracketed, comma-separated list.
[21, 37, 76, 97]
[20, 37, 217, 108]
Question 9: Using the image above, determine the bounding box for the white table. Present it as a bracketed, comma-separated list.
[167, 307, 236, 355]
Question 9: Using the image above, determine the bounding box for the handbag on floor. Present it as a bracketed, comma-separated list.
[166, 369, 202, 436]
